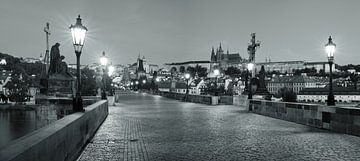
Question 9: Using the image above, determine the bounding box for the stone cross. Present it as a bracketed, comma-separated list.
[44, 22, 51, 73]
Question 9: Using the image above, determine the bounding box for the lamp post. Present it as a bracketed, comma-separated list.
[247, 63, 254, 100]
[100, 51, 108, 99]
[213, 69, 220, 96]
[108, 65, 115, 77]
[70, 15, 87, 112]
[325, 36, 336, 106]
[185, 73, 190, 101]
[135, 80, 139, 91]
[142, 80, 146, 90]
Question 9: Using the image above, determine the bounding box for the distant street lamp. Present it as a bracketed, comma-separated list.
[0, 59, 6, 65]
[325, 36, 336, 106]
[247, 63, 254, 99]
[70, 15, 88, 112]
[108, 65, 115, 76]
[135, 80, 139, 90]
[100, 51, 108, 66]
[100, 51, 108, 99]
[213, 69, 220, 96]
[185, 73, 191, 101]
[214, 69, 220, 84]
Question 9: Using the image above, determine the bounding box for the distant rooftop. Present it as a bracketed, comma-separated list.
[257, 60, 305, 64]
[299, 87, 360, 95]
[165, 61, 210, 65]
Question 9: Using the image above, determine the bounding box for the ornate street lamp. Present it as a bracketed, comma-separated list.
[185, 73, 191, 101]
[70, 15, 87, 111]
[325, 36, 336, 106]
[247, 63, 254, 99]
[100, 51, 108, 100]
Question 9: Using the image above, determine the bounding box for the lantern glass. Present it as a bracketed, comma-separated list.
[185, 73, 190, 79]
[247, 63, 254, 71]
[325, 36, 336, 60]
[100, 56, 108, 66]
[70, 15, 88, 53]
[214, 69, 220, 76]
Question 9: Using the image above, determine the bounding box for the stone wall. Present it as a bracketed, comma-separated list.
[114, 90, 135, 103]
[248, 99, 360, 136]
[219, 96, 233, 105]
[157, 92, 213, 105]
[0, 100, 108, 161]
[233, 95, 249, 107]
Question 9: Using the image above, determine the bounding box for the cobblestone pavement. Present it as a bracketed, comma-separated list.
[78, 93, 360, 161]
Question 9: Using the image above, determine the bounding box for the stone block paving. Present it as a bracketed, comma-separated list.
[78, 116, 149, 161]
[78, 94, 360, 161]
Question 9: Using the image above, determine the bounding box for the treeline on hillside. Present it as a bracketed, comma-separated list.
[0, 52, 99, 101]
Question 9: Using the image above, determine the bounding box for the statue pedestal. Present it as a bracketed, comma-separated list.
[47, 74, 75, 97]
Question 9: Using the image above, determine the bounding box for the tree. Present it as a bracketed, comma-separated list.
[204, 81, 225, 96]
[171, 67, 177, 72]
[170, 67, 177, 79]
[6, 74, 30, 104]
[276, 87, 297, 102]
[350, 73, 359, 90]
[195, 65, 208, 77]
[186, 66, 195, 76]
[179, 66, 185, 73]
[225, 66, 241, 77]
[80, 67, 98, 96]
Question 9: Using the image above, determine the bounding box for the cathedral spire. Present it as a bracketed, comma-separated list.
[218, 42, 223, 53]
[211, 46, 215, 62]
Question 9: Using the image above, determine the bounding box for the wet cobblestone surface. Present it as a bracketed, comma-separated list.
[78, 93, 360, 161]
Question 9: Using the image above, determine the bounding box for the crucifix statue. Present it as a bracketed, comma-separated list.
[44, 22, 51, 73]
[247, 33, 260, 77]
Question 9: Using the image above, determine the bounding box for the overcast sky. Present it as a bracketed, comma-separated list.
[0, 0, 359, 66]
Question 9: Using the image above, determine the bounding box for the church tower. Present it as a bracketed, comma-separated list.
[210, 47, 216, 62]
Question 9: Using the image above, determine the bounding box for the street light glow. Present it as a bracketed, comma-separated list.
[247, 63, 254, 71]
[156, 77, 160, 82]
[70, 15, 88, 53]
[185, 73, 190, 79]
[142, 80, 146, 84]
[325, 36, 336, 62]
[108, 65, 115, 76]
[214, 69, 220, 76]
[100, 51, 108, 66]
[0, 59, 6, 65]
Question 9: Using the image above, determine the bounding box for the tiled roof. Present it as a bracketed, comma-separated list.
[175, 82, 187, 89]
[270, 76, 328, 83]
[299, 87, 360, 95]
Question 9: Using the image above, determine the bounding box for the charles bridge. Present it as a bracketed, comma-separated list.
[1, 92, 360, 161]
